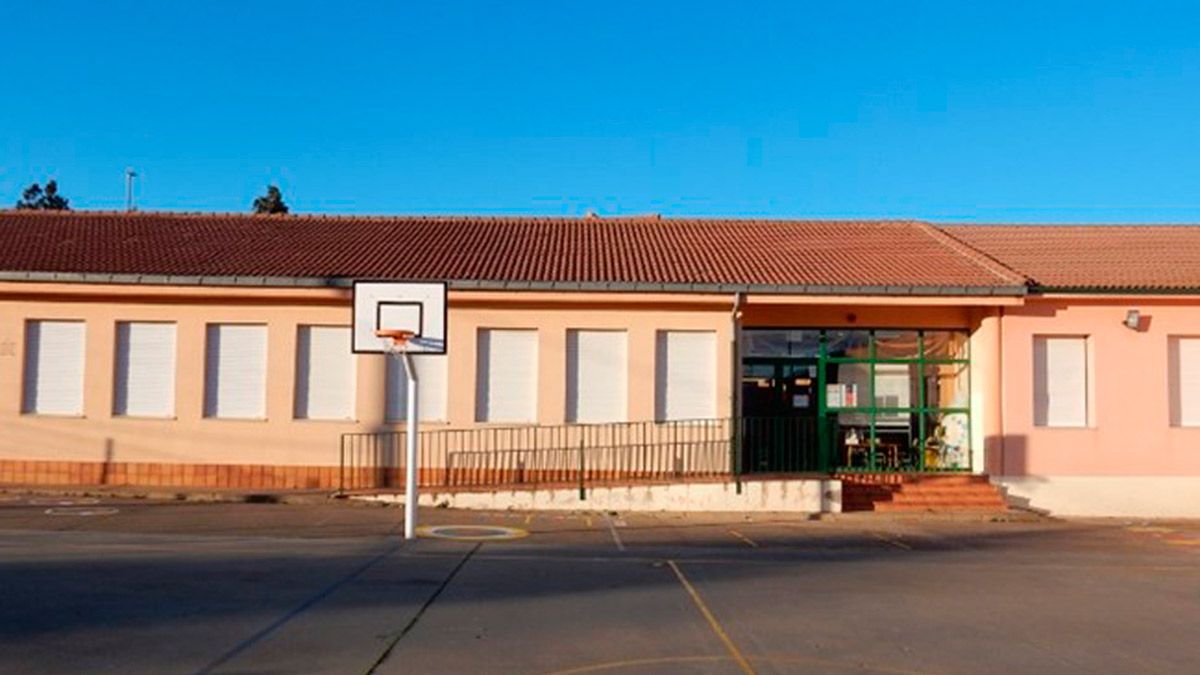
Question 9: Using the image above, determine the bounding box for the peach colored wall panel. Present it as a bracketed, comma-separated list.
[996, 298, 1200, 478]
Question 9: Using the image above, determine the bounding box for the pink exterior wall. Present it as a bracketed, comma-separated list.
[993, 297, 1200, 477]
[0, 281, 1018, 483]
[0, 283, 734, 478]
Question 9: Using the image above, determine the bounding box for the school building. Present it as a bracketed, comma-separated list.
[1, 211, 1198, 517]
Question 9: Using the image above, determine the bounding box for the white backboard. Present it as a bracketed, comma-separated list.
[352, 281, 447, 354]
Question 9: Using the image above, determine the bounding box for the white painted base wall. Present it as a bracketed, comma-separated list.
[996, 476, 1200, 518]
[359, 478, 841, 513]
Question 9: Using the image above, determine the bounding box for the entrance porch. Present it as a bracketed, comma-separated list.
[739, 328, 974, 475]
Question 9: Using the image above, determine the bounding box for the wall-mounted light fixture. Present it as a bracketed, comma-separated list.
[1123, 309, 1141, 331]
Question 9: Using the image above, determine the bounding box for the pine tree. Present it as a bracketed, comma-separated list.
[15, 180, 70, 210]
[252, 185, 289, 214]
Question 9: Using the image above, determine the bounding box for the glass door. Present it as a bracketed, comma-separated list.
[740, 358, 821, 473]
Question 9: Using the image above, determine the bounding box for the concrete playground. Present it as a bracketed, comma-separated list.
[0, 494, 1197, 674]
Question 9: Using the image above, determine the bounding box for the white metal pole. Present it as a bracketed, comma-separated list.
[402, 351, 419, 540]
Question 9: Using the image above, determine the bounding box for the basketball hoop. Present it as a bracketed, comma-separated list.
[354, 281, 447, 542]
[376, 329, 415, 355]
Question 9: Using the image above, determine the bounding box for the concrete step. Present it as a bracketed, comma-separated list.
[890, 487, 1006, 499]
[874, 502, 1007, 513]
[840, 473, 1009, 513]
[837, 473, 989, 487]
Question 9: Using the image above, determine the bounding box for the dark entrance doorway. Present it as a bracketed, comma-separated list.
[740, 358, 821, 472]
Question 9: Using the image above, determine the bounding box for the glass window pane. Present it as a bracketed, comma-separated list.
[825, 330, 870, 359]
[923, 331, 969, 360]
[742, 330, 789, 357]
[874, 362, 919, 411]
[925, 362, 969, 409]
[826, 361, 871, 409]
[785, 330, 821, 357]
[874, 330, 920, 359]
[923, 411, 971, 469]
[875, 414, 919, 469]
[836, 420, 871, 468]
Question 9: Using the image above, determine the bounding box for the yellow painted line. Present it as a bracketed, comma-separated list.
[541, 654, 933, 675]
[871, 532, 912, 550]
[1164, 538, 1200, 547]
[1126, 526, 1174, 534]
[728, 529, 759, 548]
[666, 560, 755, 675]
[541, 655, 725, 675]
[524, 514, 533, 525]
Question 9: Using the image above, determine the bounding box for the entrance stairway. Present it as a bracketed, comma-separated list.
[837, 473, 1008, 513]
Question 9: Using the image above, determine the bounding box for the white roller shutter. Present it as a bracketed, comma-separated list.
[23, 320, 86, 415]
[114, 322, 176, 417]
[386, 354, 448, 421]
[566, 330, 627, 423]
[1174, 337, 1200, 426]
[204, 324, 268, 419]
[476, 329, 538, 422]
[1033, 336, 1088, 427]
[295, 326, 355, 420]
[656, 330, 717, 421]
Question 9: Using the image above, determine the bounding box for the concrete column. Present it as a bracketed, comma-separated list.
[970, 308, 1003, 475]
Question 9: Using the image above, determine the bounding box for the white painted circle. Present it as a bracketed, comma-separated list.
[29, 498, 100, 506]
[417, 525, 528, 541]
[44, 507, 120, 517]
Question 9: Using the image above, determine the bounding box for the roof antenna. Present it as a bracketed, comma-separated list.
[124, 168, 138, 212]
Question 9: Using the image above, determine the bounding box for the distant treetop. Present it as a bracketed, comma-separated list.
[16, 180, 70, 210]
[252, 185, 289, 214]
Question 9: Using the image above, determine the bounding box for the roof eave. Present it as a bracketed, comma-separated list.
[1035, 285, 1200, 296]
[0, 270, 1028, 296]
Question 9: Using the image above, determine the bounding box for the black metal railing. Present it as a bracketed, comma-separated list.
[339, 418, 734, 494]
[338, 415, 968, 494]
[738, 416, 821, 473]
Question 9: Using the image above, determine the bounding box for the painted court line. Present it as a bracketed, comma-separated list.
[666, 560, 755, 675]
[727, 530, 759, 548]
[871, 532, 912, 550]
[602, 513, 626, 552]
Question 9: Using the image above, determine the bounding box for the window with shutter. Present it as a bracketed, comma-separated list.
[475, 329, 538, 422]
[655, 330, 717, 421]
[204, 324, 268, 419]
[1033, 336, 1089, 427]
[295, 326, 355, 420]
[566, 330, 627, 423]
[1170, 337, 1200, 427]
[114, 322, 176, 417]
[22, 320, 86, 416]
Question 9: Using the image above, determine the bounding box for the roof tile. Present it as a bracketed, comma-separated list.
[0, 211, 1028, 291]
[941, 224, 1200, 291]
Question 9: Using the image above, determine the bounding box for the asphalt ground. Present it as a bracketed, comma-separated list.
[0, 495, 1197, 674]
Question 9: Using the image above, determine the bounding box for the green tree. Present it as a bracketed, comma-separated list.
[15, 180, 70, 210]
[252, 185, 289, 214]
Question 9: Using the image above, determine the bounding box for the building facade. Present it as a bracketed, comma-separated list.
[2, 212, 1198, 516]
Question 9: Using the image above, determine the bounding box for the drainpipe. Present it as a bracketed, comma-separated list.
[730, 292, 743, 493]
[998, 306, 1006, 477]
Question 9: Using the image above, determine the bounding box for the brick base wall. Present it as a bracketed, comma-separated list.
[0, 460, 731, 492]
[0, 460, 343, 490]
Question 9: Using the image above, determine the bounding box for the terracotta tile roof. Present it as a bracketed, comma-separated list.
[0, 211, 1026, 293]
[941, 224, 1200, 291]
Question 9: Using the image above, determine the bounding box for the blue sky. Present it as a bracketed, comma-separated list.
[2, 1, 1199, 221]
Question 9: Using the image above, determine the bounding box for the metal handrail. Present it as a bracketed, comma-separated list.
[337, 415, 970, 494]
